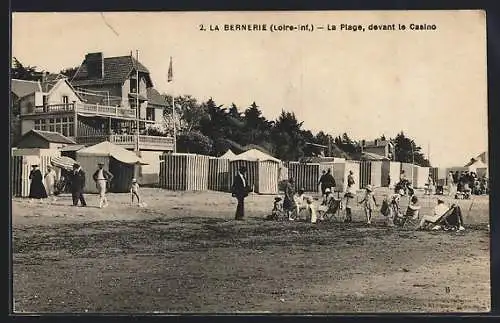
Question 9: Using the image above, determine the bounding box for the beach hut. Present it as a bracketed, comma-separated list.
[413, 166, 430, 189]
[430, 167, 449, 187]
[359, 160, 383, 188]
[332, 160, 360, 192]
[381, 161, 401, 188]
[208, 157, 230, 192]
[229, 149, 280, 194]
[220, 149, 237, 160]
[159, 153, 210, 191]
[76, 141, 147, 193]
[400, 163, 414, 182]
[11, 148, 61, 197]
[287, 162, 320, 193]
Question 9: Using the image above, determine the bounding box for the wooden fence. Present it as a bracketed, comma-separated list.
[159, 153, 210, 191]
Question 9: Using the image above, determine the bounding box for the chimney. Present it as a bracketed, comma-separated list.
[85, 52, 104, 79]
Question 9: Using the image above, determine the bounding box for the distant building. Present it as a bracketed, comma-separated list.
[361, 139, 394, 159]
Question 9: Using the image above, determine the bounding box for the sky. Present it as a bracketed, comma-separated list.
[12, 11, 487, 167]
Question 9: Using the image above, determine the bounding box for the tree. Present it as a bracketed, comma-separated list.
[60, 67, 79, 79]
[271, 110, 307, 161]
[393, 132, 430, 167]
[176, 131, 213, 155]
[11, 57, 44, 81]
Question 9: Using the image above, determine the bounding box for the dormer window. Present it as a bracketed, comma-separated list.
[62, 95, 69, 106]
[130, 75, 138, 93]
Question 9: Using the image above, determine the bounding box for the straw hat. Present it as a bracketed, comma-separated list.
[325, 188, 331, 193]
[132, 178, 137, 183]
[365, 184, 373, 192]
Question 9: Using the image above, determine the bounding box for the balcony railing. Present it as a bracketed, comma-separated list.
[28, 103, 137, 119]
[77, 134, 174, 151]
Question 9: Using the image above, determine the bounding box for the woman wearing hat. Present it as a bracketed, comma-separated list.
[359, 184, 378, 225]
[344, 170, 356, 223]
[29, 164, 48, 200]
[283, 178, 297, 221]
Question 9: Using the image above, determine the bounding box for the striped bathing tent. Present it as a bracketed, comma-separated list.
[332, 160, 360, 192]
[288, 162, 320, 193]
[11, 148, 61, 197]
[208, 157, 230, 192]
[430, 167, 449, 186]
[76, 141, 147, 193]
[228, 159, 280, 194]
[159, 153, 210, 191]
[413, 166, 430, 189]
[400, 162, 414, 181]
[359, 160, 383, 189]
[381, 161, 401, 188]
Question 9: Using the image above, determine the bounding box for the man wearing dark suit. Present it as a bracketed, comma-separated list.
[232, 166, 250, 220]
[69, 163, 87, 207]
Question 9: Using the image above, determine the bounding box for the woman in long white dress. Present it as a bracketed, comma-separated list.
[44, 165, 57, 200]
[447, 171, 456, 196]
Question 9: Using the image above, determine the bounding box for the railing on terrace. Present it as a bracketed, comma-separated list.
[29, 103, 137, 119]
[76, 134, 174, 151]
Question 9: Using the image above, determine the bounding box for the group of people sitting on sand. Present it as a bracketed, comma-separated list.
[268, 168, 467, 232]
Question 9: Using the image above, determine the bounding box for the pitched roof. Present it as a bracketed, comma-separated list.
[25, 129, 76, 144]
[76, 141, 147, 165]
[147, 88, 168, 107]
[41, 73, 67, 92]
[11, 79, 42, 98]
[71, 55, 153, 87]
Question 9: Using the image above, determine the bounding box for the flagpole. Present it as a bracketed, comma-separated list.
[135, 50, 140, 156]
[168, 56, 176, 153]
[172, 94, 176, 153]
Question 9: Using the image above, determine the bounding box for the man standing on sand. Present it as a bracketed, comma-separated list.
[69, 163, 87, 207]
[93, 162, 114, 208]
[232, 166, 251, 220]
[319, 168, 336, 195]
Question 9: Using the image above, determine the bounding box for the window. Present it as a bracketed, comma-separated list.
[62, 96, 69, 105]
[49, 124, 55, 132]
[69, 124, 74, 136]
[130, 77, 137, 93]
[146, 107, 155, 121]
[62, 124, 68, 137]
[42, 95, 48, 111]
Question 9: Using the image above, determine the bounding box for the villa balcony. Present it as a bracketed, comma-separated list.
[77, 134, 174, 151]
[25, 103, 138, 120]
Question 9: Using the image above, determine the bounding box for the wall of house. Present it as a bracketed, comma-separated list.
[19, 94, 37, 115]
[48, 142, 67, 149]
[122, 74, 148, 109]
[47, 81, 82, 105]
[76, 84, 123, 106]
[154, 106, 163, 124]
[21, 120, 35, 135]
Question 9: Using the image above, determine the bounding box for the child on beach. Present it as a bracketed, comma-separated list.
[130, 178, 141, 206]
[359, 184, 378, 225]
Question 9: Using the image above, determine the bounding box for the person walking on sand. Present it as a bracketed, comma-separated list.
[29, 164, 48, 200]
[44, 165, 57, 201]
[359, 184, 378, 225]
[130, 178, 141, 206]
[93, 162, 114, 208]
[231, 166, 251, 220]
[69, 163, 87, 207]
